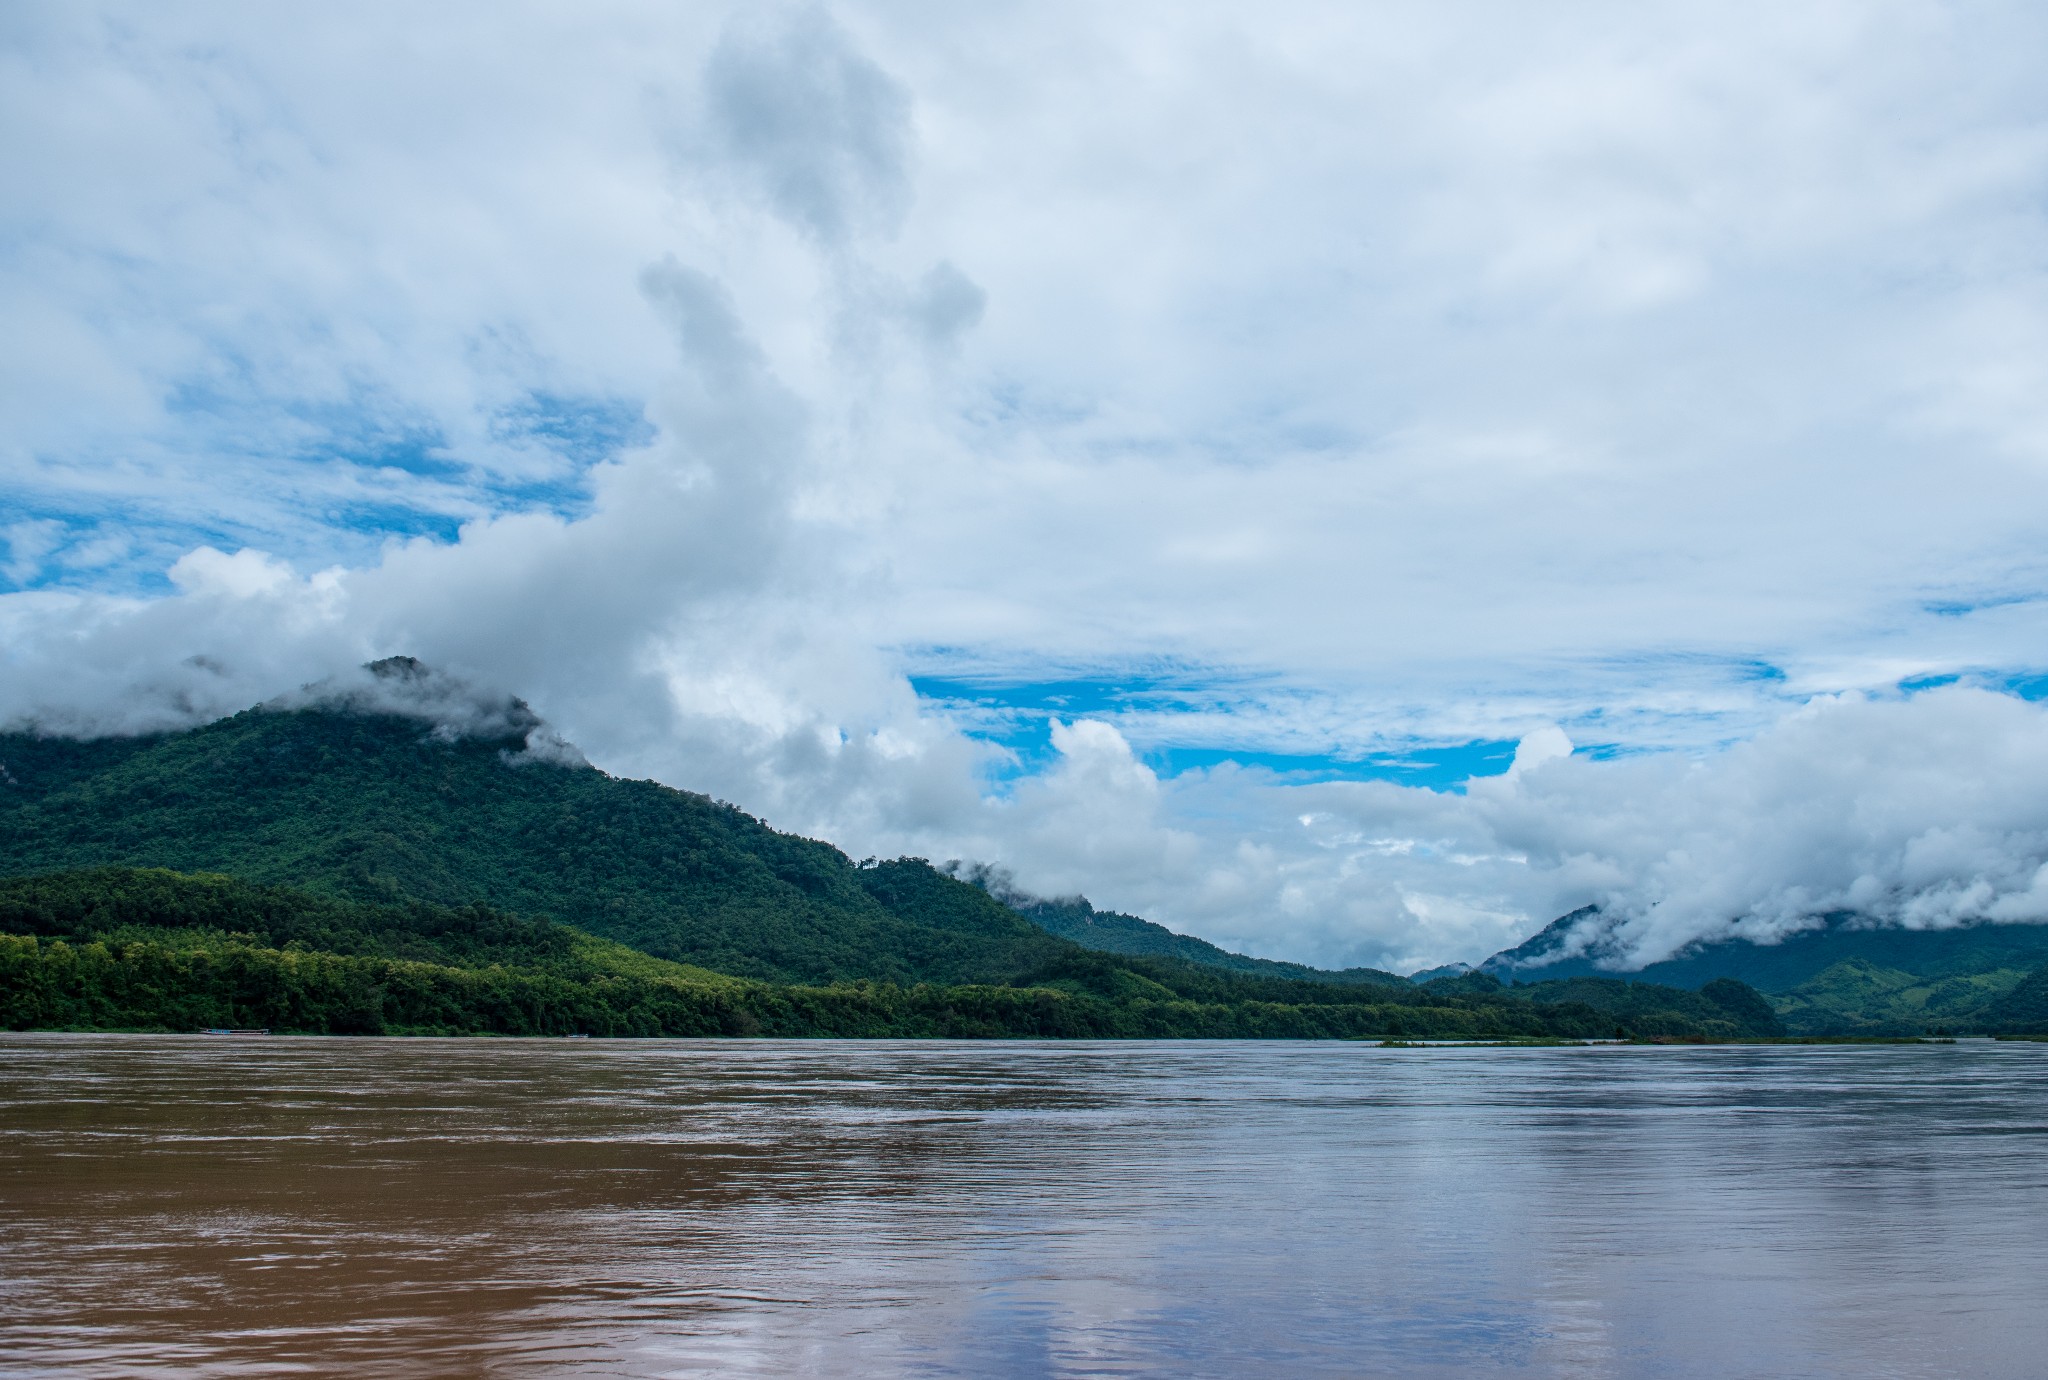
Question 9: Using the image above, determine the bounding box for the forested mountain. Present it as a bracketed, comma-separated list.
[0, 686, 1410, 993]
[0, 693, 1068, 986]
[1479, 907, 2048, 1034]
[2, 670, 2037, 1035]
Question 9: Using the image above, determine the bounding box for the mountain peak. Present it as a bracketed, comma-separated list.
[1480, 905, 1606, 977]
[365, 654, 431, 683]
[270, 658, 586, 767]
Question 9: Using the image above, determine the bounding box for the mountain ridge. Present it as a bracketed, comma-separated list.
[0, 658, 1420, 991]
[1478, 905, 2048, 1033]
[0, 698, 1067, 986]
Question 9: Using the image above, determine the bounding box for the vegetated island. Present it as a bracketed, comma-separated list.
[2, 657, 2033, 1041]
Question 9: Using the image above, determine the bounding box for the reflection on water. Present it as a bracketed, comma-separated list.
[2, 1036, 2044, 1378]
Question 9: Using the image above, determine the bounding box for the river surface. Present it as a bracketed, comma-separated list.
[2, 1036, 2044, 1378]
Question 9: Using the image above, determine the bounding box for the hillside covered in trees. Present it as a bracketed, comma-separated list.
[0, 868, 1785, 1039]
[0, 685, 1074, 987]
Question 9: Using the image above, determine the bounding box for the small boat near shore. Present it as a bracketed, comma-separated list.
[198, 1028, 270, 1036]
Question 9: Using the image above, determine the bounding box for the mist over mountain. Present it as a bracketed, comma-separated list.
[0, 665, 1456, 993]
[1478, 904, 2048, 1035]
[10, 663, 2048, 1035]
[0, 673, 1807, 1041]
[947, 862, 1409, 988]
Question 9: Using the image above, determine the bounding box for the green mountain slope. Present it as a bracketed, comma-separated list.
[1510, 975, 1790, 1040]
[0, 668, 1400, 993]
[0, 864, 730, 980]
[1770, 957, 2037, 1035]
[0, 698, 1069, 986]
[1979, 967, 2048, 1033]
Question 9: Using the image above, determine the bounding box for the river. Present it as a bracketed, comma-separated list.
[2, 1035, 2043, 1377]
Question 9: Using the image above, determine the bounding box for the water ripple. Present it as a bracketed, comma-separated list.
[2, 1037, 2044, 1377]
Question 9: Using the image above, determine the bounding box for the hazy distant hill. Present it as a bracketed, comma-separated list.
[1480, 907, 2048, 1034]
[952, 870, 1408, 988]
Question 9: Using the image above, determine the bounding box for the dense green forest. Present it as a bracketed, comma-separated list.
[0, 867, 1785, 1039]
[0, 701, 1079, 985]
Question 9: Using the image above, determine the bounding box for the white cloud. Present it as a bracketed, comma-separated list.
[928, 688, 2048, 973]
[168, 548, 298, 600]
[1506, 726, 1572, 779]
[2, 520, 66, 585]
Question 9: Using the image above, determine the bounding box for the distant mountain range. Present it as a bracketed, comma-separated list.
[0, 660, 1783, 1041]
[966, 833, 2048, 1036]
[948, 865, 1409, 987]
[1476, 906, 2048, 1035]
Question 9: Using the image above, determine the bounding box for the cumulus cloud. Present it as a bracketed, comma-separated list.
[1505, 726, 1572, 779]
[0, 249, 814, 741]
[900, 692, 2048, 973]
[1467, 688, 2048, 963]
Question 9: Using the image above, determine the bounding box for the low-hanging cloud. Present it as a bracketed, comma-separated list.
[1465, 687, 2048, 965]
[270, 656, 588, 768]
[894, 689, 2048, 973]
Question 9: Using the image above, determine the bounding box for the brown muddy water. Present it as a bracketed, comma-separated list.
[1, 1035, 2044, 1378]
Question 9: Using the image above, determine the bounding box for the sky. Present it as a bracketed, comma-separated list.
[7, 0, 2048, 973]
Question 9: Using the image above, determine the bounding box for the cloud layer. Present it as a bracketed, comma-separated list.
[6, 1, 2048, 970]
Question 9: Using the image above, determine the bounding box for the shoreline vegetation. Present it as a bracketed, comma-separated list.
[1, 868, 1784, 1042]
[0, 1029, 1977, 1046]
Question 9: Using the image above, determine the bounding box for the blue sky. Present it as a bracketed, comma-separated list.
[909, 673, 1522, 789]
[8, 1, 2048, 971]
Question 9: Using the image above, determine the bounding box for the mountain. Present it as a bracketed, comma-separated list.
[951, 868, 1408, 988]
[1480, 906, 2048, 1034]
[0, 670, 1070, 987]
[0, 662, 1782, 1040]
[0, 660, 1398, 992]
